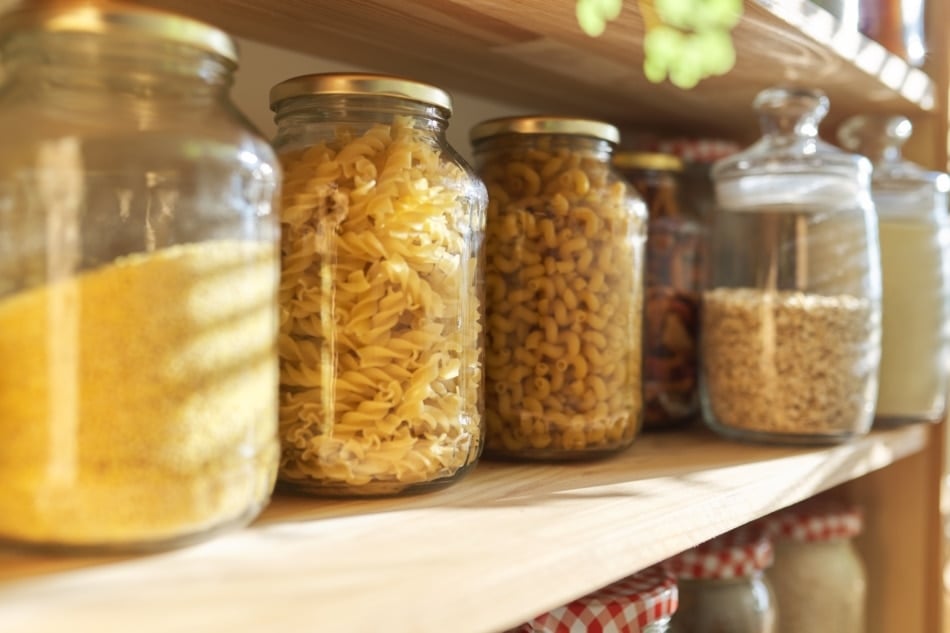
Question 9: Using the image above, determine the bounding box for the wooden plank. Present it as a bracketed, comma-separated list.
[0, 425, 929, 633]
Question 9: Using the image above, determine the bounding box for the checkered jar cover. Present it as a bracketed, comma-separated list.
[767, 499, 863, 542]
[665, 526, 774, 580]
[652, 138, 741, 165]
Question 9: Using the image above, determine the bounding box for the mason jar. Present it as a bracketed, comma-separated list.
[471, 117, 647, 459]
[667, 528, 777, 633]
[703, 87, 881, 444]
[270, 73, 486, 496]
[0, 3, 281, 551]
[766, 500, 866, 633]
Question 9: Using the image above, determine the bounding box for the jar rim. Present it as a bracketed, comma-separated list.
[470, 116, 620, 145]
[269, 73, 453, 113]
[0, 1, 237, 63]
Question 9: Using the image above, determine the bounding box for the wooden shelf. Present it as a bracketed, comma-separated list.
[135, 0, 937, 140]
[0, 425, 928, 633]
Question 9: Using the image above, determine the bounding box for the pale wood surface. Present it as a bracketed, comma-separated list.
[0, 425, 928, 633]
[128, 0, 936, 141]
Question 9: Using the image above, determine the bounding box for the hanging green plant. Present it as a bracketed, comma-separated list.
[575, 0, 742, 89]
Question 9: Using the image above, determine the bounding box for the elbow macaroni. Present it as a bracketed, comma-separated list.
[476, 133, 646, 456]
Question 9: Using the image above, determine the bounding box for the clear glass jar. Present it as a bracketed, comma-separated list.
[668, 529, 777, 633]
[766, 501, 866, 633]
[614, 152, 701, 430]
[516, 565, 677, 632]
[471, 117, 647, 459]
[270, 74, 486, 496]
[838, 115, 950, 425]
[703, 87, 881, 444]
[0, 4, 280, 551]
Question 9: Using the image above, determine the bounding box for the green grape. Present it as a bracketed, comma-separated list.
[676, 31, 708, 76]
[654, 0, 696, 30]
[643, 56, 669, 83]
[576, 0, 608, 36]
[694, 0, 743, 29]
[693, 28, 736, 75]
[643, 24, 685, 67]
[590, 0, 624, 20]
[669, 60, 701, 89]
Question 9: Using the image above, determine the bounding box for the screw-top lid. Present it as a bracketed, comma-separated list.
[470, 116, 621, 145]
[767, 500, 864, 542]
[269, 73, 453, 113]
[516, 566, 678, 632]
[613, 152, 683, 172]
[665, 527, 774, 580]
[0, 1, 238, 63]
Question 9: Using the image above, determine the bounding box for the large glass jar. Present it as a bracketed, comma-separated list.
[838, 115, 950, 425]
[270, 74, 486, 496]
[514, 565, 678, 632]
[703, 87, 881, 444]
[766, 500, 866, 633]
[668, 528, 777, 633]
[471, 117, 647, 459]
[614, 152, 701, 430]
[0, 4, 280, 551]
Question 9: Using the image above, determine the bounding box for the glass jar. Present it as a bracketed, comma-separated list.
[270, 74, 486, 496]
[668, 528, 777, 633]
[614, 152, 701, 431]
[514, 565, 678, 632]
[703, 87, 881, 444]
[838, 115, 950, 425]
[0, 4, 280, 551]
[471, 117, 647, 459]
[766, 500, 866, 633]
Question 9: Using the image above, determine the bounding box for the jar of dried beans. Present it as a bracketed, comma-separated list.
[703, 87, 881, 444]
[270, 73, 486, 496]
[0, 3, 280, 551]
[614, 152, 701, 430]
[471, 117, 647, 459]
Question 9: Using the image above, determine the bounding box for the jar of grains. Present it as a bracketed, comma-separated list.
[512, 565, 678, 633]
[614, 152, 702, 430]
[703, 87, 881, 444]
[0, 3, 281, 551]
[667, 528, 777, 633]
[765, 500, 866, 633]
[838, 115, 950, 426]
[471, 117, 648, 459]
[270, 74, 486, 496]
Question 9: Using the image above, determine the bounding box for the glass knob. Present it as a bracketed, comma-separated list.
[753, 87, 829, 138]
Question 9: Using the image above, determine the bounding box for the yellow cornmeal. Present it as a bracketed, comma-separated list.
[0, 241, 279, 547]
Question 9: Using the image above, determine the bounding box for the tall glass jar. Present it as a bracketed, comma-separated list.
[766, 500, 866, 633]
[703, 87, 881, 444]
[614, 152, 702, 430]
[0, 3, 281, 552]
[667, 528, 777, 633]
[471, 117, 647, 460]
[838, 115, 950, 425]
[270, 74, 486, 496]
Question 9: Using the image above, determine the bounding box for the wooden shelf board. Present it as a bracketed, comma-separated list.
[130, 0, 936, 140]
[0, 424, 929, 633]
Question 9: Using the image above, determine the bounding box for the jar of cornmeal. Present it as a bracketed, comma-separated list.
[0, 3, 281, 551]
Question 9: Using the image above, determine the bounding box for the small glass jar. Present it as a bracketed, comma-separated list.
[270, 74, 486, 496]
[668, 528, 777, 633]
[838, 115, 950, 425]
[471, 117, 647, 459]
[0, 4, 280, 551]
[766, 500, 866, 633]
[614, 152, 701, 430]
[515, 565, 678, 632]
[703, 87, 881, 444]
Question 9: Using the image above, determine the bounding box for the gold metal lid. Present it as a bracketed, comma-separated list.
[0, 1, 238, 63]
[613, 152, 683, 172]
[269, 73, 453, 112]
[469, 116, 621, 145]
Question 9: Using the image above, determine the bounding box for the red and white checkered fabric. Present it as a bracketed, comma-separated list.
[665, 527, 773, 580]
[517, 565, 677, 632]
[651, 138, 741, 164]
[767, 500, 863, 542]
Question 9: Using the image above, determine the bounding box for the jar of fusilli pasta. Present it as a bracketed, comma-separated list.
[270, 73, 486, 496]
[471, 117, 647, 459]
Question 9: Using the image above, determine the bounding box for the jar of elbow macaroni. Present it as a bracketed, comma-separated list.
[270, 73, 486, 496]
[471, 117, 647, 459]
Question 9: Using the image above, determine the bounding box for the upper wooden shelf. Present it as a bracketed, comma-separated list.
[0, 424, 928, 633]
[133, 0, 937, 140]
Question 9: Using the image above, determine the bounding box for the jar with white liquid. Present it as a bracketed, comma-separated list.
[839, 115, 950, 425]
